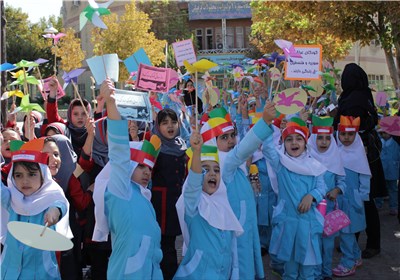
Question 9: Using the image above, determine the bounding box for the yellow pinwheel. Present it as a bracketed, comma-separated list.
[1, 89, 24, 101]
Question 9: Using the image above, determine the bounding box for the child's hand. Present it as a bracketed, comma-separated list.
[262, 101, 276, 125]
[190, 131, 203, 152]
[326, 187, 341, 201]
[298, 194, 314, 213]
[85, 118, 95, 137]
[99, 78, 115, 101]
[44, 207, 61, 226]
[128, 120, 139, 141]
[48, 77, 59, 99]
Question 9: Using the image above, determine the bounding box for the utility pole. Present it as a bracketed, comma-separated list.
[1, 0, 7, 127]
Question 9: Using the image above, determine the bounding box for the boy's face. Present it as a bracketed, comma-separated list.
[131, 164, 152, 187]
[1, 130, 21, 158]
[216, 129, 237, 152]
[284, 133, 306, 157]
[159, 116, 179, 140]
[338, 131, 356, 146]
[202, 160, 220, 195]
[316, 134, 332, 153]
[13, 164, 42, 196]
[379, 131, 391, 140]
[70, 105, 87, 128]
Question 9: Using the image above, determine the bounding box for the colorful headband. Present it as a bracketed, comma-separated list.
[338, 116, 360, 132]
[281, 117, 309, 142]
[311, 115, 334, 134]
[186, 145, 219, 168]
[201, 117, 234, 143]
[130, 135, 161, 168]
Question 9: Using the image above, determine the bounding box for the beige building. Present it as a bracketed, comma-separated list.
[60, 0, 395, 100]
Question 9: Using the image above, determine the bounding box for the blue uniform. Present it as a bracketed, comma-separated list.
[1, 184, 67, 280]
[105, 119, 163, 279]
[223, 119, 271, 279]
[174, 171, 234, 280]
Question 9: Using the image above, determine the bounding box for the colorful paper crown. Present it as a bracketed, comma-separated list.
[10, 138, 48, 165]
[272, 112, 286, 128]
[186, 145, 219, 168]
[338, 116, 360, 132]
[201, 117, 234, 143]
[282, 117, 309, 142]
[208, 107, 231, 123]
[130, 135, 161, 168]
[249, 112, 262, 129]
[312, 115, 334, 134]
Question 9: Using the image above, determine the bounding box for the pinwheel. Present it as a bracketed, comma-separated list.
[301, 84, 316, 92]
[0, 62, 16, 72]
[248, 58, 269, 67]
[1, 90, 24, 101]
[232, 66, 244, 82]
[319, 71, 336, 86]
[11, 95, 45, 114]
[264, 52, 286, 66]
[322, 83, 336, 92]
[379, 116, 400, 136]
[42, 33, 66, 45]
[274, 39, 302, 59]
[62, 68, 86, 89]
[80, 0, 114, 30]
[10, 70, 39, 86]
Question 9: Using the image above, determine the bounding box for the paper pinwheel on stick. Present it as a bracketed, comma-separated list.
[43, 33, 66, 45]
[274, 39, 302, 59]
[80, 0, 114, 30]
[1, 90, 24, 101]
[62, 68, 86, 90]
[379, 116, 400, 136]
[0, 62, 16, 72]
[10, 70, 39, 86]
[11, 95, 45, 114]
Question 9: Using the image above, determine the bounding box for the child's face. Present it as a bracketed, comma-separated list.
[316, 134, 332, 153]
[284, 133, 306, 157]
[42, 141, 61, 177]
[379, 131, 391, 140]
[1, 130, 21, 158]
[24, 113, 36, 128]
[45, 128, 58, 136]
[158, 116, 179, 140]
[202, 160, 220, 195]
[131, 164, 152, 187]
[70, 105, 87, 128]
[338, 131, 356, 146]
[13, 164, 42, 196]
[216, 129, 237, 152]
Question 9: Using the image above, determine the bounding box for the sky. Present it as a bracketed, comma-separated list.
[4, 0, 63, 23]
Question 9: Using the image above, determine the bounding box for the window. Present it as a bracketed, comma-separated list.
[206, 28, 213, 50]
[78, 84, 86, 97]
[215, 28, 223, 49]
[235, 27, 244, 48]
[245, 27, 251, 48]
[196, 29, 203, 50]
[226, 27, 234, 49]
[73, 0, 80, 6]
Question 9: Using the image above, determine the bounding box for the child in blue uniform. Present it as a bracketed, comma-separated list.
[174, 132, 243, 279]
[1, 140, 71, 279]
[261, 113, 328, 280]
[92, 79, 163, 279]
[308, 115, 347, 280]
[333, 116, 371, 277]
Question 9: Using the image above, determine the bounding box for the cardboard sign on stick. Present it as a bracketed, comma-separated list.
[285, 45, 322, 80]
[114, 89, 152, 122]
[136, 64, 179, 93]
[124, 48, 152, 74]
[86, 53, 119, 85]
[172, 39, 197, 67]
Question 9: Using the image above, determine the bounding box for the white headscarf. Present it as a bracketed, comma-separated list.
[1, 162, 72, 244]
[92, 142, 152, 242]
[308, 134, 346, 176]
[176, 170, 243, 256]
[337, 132, 371, 176]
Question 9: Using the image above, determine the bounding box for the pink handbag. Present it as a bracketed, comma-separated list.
[323, 201, 351, 237]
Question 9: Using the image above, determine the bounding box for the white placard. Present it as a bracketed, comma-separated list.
[114, 89, 152, 123]
[285, 45, 322, 80]
[172, 39, 197, 67]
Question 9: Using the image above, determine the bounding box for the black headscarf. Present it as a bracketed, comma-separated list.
[183, 79, 203, 115]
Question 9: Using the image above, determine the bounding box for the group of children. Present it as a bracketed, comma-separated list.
[1, 71, 398, 280]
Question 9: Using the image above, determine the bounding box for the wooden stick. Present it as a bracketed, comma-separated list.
[36, 66, 46, 101]
[71, 81, 89, 117]
[195, 70, 198, 131]
[40, 222, 49, 237]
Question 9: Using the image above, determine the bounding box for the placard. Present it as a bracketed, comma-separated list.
[172, 39, 197, 67]
[114, 89, 152, 122]
[136, 64, 178, 93]
[86, 53, 119, 85]
[284, 45, 322, 80]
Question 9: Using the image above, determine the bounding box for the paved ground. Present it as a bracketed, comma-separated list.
[176, 199, 400, 280]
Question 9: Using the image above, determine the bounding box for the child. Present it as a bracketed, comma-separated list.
[375, 129, 399, 215]
[308, 115, 347, 280]
[0, 141, 72, 279]
[92, 79, 163, 279]
[261, 112, 328, 280]
[174, 132, 243, 279]
[333, 116, 371, 277]
[151, 108, 187, 280]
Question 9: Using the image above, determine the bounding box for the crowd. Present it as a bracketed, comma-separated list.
[1, 63, 399, 280]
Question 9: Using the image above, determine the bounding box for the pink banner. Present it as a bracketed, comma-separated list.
[136, 64, 178, 93]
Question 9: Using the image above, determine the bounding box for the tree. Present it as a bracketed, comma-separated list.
[250, 1, 400, 89]
[91, 1, 167, 81]
[52, 28, 86, 72]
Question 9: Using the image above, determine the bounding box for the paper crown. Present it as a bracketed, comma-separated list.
[201, 117, 234, 143]
[338, 116, 360, 132]
[10, 138, 48, 164]
[130, 135, 161, 168]
[249, 164, 259, 175]
[281, 117, 309, 142]
[186, 145, 219, 168]
[311, 115, 334, 134]
[249, 112, 262, 129]
[208, 107, 231, 123]
[272, 112, 286, 128]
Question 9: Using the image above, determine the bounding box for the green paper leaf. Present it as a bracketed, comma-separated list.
[15, 60, 39, 68]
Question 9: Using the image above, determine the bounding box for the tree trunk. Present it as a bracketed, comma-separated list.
[1, 0, 7, 127]
[383, 47, 399, 90]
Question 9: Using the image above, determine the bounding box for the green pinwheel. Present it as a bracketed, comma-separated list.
[80, 0, 114, 30]
[12, 94, 45, 114]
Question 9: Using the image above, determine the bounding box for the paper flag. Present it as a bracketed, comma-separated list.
[273, 88, 307, 114]
[183, 59, 218, 74]
[39, 77, 66, 99]
[1, 90, 24, 101]
[11, 95, 45, 114]
[42, 33, 66, 44]
[274, 39, 302, 59]
[62, 68, 86, 89]
[80, 0, 114, 30]
[375, 92, 387, 107]
[0, 62, 16, 72]
[307, 80, 324, 97]
[379, 116, 400, 136]
[124, 48, 152, 74]
[86, 53, 119, 85]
